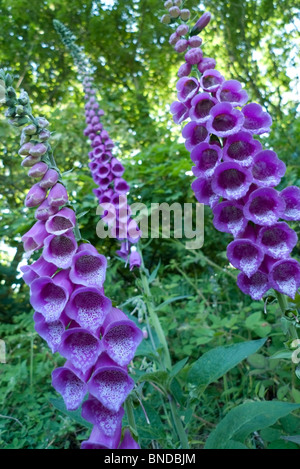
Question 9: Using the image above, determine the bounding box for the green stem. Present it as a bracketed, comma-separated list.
[168, 394, 189, 449]
[124, 396, 138, 439]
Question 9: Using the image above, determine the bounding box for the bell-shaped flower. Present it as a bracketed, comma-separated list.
[176, 76, 200, 103]
[81, 395, 124, 439]
[252, 150, 286, 187]
[200, 69, 224, 92]
[43, 231, 78, 269]
[129, 249, 142, 271]
[119, 429, 140, 449]
[223, 131, 262, 167]
[35, 199, 59, 221]
[182, 121, 209, 151]
[39, 169, 59, 190]
[257, 222, 298, 259]
[206, 102, 244, 138]
[170, 101, 190, 124]
[28, 162, 48, 179]
[25, 183, 47, 208]
[189, 93, 217, 123]
[227, 239, 264, 277]
[198, 57, 216, 73]
[69, 243, 107, 288]
[65, 286, 111, 334]
[45, 207, 76, 236]
[211, 162, 253, 200]
[279, 186, 300, 221]
[213, 200, 248, 237]
[101, 308, 143, 366]
[216, 80, 248, 106]
[88, 353, 135, 413]
[59, 327, 102, 375]
[237, 270, 270, 301]
[243, 187, 285, 226]
[242, 103, 272, 135]
[22, 221, 48, 253]
[34, 312, 65, 353]
[30, 269, 73, 322]
[190, 142, 222, 179]
[21, 256, 57, 285]
[48, 183, 69, 207]
[191, 177, 219, 208]
[51, 362, 88, 411]
[269, 259, 300, 299]
[114, 178, 130, 194]
[111, 158, 125, 178]
[81, 425, 121, 450]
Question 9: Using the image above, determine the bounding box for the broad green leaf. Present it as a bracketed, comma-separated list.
[281, 435, 300, 445]
[49, 398, 92, 429]
[187, 338, 266, 393]
[205, 401, 300, 449]
[156, 295, 192, 310]
[170, 357, 189, 379]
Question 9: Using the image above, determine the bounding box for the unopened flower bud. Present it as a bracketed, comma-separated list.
[164, 0, 173, 8]
[180, 9, 190, 21]
[30, 143, 47, 158]
[169, 6, 181, 18]
[191, 11, 212, 35]
[161, 14, 171, 24]
[24, 124, 37, 135]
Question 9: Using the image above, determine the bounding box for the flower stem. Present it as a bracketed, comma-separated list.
[124, 396, 139, 439]
[168, 394, 189, 449]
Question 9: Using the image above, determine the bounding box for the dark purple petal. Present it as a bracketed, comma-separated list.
[182, 121, 209, 151]
[176, 76, 200, 103]
[197, 57, 216, 73]
[211, 162, 253, 200]
[34, 199, 59, 221]
[190, 142, 222, 178]
[52, 364, 88, 410]
[269, 259, 300, 298]
[200, 69, 224, 92]
[191, 177, 219, 208]
[25, 184, 47, 208]
[279, 186, 300, 221]
[213, 200, 248, 237]
[223, 131, 262, 167]
[189, 93, 217, 123]
[81, 395, 124, 437]
[237, 270, 270, 300]
[170, 101, 190, 124]
[45, 207, 76, 235]
[206, 102, 244, 138]
[81, 425, 121, 450]
[129, 250, 142, 271]
[119, 429, 140, 449]
[48, 183, 69, 207]
[69, 244, 107, 288]
[227, 239, 264, 277]
[257, 222, 298, 259]
[43, 232, 78, 269]
[252, 150, 286, 187]
[22, 221, 48, 253]
[243, 187, 285, 226]
[216, 80, 248, 106]
[242, 103, 272, 135]
[59, 328, 102, 375]
[34, 312, 65, 353]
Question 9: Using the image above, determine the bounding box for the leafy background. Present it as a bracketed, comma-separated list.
[0, 0, 299, 449]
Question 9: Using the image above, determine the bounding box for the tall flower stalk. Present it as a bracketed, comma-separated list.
[53, 20, 142, 269]
[0, 70, 143, 449]
[160, 4, 300, 332]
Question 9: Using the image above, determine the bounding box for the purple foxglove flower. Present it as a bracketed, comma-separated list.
[29, 143, 48, 158]
[227, 239, 264, 277]
[126, 219, 142, 244]
[98, 163, 111, 179]
[176, 77, 200, 103]
[169, 6, 181, 18]
[22, 220, 48, 252]
[192, 11, 212, 34]
[170, 101, 190, 124]
[19, 142, 35, 156]
[269, 259, 300, 299]
[30, 270, 73, 321]
[39, 169, 59, 189]
[114, 178, 130, 194]
[111, 158, 125, 178]
[242, 103, 272, 135]
[39, 129, 51, 142]
[198, 57, 216, 73]
[119, 429, 140, 449]
[206, 102, 244, 138]
[65, 286, 111, 334]
[200, 69, 224, 92]
[190, 142, 222, 178]
[98, 152, 112, 164]
[48, 183, 69, 207]
[243, 187, 285, 226]
[116, 242, 130, 260]
[81, 425, 121, 450]
[223, 131, 262, 167]
[69, 243, 107, 288]
[52, 363, 88, 410]
[101, 308, 143, 366]
[81, 395, 124, 439]
[212, 200, 248, 237]
[251, 150, 286, 187]
[174, 39, 189, 53]
[43, 231, 78, 269]
[28, 162, 49, 178]
[176, 24, 189, 36]
[188, 36, 202, 48]
[45, 207, 76, 235]
[189, 93, 217, 123]
[98, 190, 113, 204]
[211, 162, 253, 200]
[34, 312, 65, 353]
[21, 155, 42, 168]
[185, 48, 203, 65]
[129, 250, 142, 271]
[59, 327, 102, 375]
[257, 222, 298, 259]
[20, 265, 39, 285]
[88, 353, 135, 412]
[25, 256, 57, 282]
[98, 175, 112, 191]
[182, 121, 209, 151]
[180, 9, 191, 21]
[177, 63, 192, 78]
[191, 177, 219, 208]
[216, 79, 248, 106]
[280, 186, 300, 221]
[237, 270, 270, 301]
[35, 198, 60, 221]
[25, 183, 47, 208]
